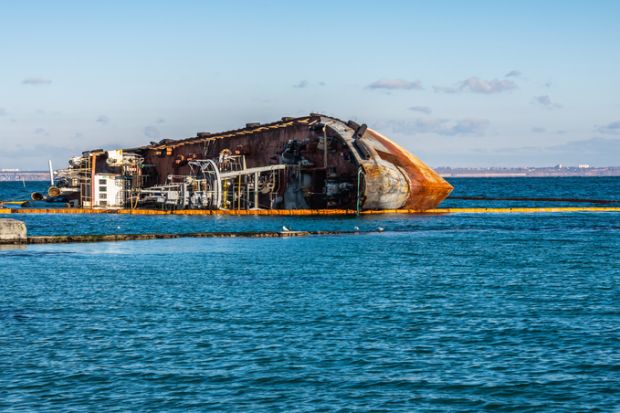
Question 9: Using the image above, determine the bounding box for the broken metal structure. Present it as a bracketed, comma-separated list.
[43, 114, 453, 211]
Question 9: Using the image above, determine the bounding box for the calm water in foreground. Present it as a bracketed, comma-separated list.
[1, 178, 619, 412]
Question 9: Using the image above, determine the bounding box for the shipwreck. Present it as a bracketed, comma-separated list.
[39, 114, 453, 211]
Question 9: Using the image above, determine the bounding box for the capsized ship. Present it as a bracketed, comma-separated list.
[43, 114, 453, 211]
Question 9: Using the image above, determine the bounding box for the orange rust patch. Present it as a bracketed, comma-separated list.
[365, 128, 453, 210]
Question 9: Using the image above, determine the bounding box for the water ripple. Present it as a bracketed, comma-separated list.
[1, 179, 620, 411]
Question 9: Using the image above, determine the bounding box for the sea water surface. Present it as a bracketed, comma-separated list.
[1, 178, 619, 412]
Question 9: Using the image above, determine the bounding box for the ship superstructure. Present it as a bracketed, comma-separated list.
[45, 114, 453, 211]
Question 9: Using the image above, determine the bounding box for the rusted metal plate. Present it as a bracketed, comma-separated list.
[359, 128, 453, 210]
[359, 159, 410, 210]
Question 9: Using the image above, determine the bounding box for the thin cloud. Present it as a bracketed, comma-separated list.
[144, 126, 161, 139]
[433, 85, 460, 94]
[293, 80, 309, 88]
[2, 144, 77, 158]
[459, 77, 517, 93]
[385, 117, 489, 136]
[505, 70, 521, 78]
[531, 127, 546, 133]
[155, 117, 166, 124]
[34, 128, 49, 136]
[409, 106, 432, 115]
[533, 95, 562, 109]
[491, 137, 620, 166]
[548, 137, 620, 153]
[96, 115, 110, 125]
[434, 76, 517, 94]
[22, 77, 52, 85]
[367, 79, 423, 90]
[0, 108, 6, 117]
[598, 120, 620, 134]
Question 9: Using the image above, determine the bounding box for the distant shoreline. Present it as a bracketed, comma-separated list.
[437, 166, 620, 178]
[441, 173, 620, 178]
[0, 171, 51, 182]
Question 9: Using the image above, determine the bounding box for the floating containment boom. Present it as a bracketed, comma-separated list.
[42, 114, 453, 211]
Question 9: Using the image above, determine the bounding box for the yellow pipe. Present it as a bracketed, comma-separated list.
[237, 174, 241, 210]
[2, 201, 28, 205]
[90, 153, 96, 208]
[222, 179, 228, 209]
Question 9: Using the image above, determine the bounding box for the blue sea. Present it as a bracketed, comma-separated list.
[1, 178, 619, 412]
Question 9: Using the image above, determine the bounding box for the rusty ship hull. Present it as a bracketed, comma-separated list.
[50, 114, 452, 211]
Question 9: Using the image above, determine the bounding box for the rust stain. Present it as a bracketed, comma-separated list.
[363, 128, 453, 210]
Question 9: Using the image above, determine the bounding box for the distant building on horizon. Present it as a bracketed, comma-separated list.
[0, 170, 49, 181]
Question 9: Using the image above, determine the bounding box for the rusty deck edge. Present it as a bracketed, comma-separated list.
[2, 207, 620, 215]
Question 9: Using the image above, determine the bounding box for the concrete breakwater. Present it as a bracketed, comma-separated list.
[25, 230, 344, 244]
[0, 219, 366, 245]
[0, 219, 27, 244]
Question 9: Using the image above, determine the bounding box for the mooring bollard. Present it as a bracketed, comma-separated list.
[0, 219, 27, 244]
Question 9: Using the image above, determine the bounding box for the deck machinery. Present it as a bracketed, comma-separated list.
[47, 114, 453, 211]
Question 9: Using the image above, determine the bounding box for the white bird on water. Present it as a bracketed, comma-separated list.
[353, 226, 360, 232]
[377, 227, 384, 232]
[282, 226, 290, 232]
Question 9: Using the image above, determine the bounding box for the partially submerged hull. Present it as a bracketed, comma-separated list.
[51, 114, 452, 211]
[360, 128, 454, 210]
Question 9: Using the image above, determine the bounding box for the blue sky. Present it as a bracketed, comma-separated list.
[1, 0, 619, 169]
